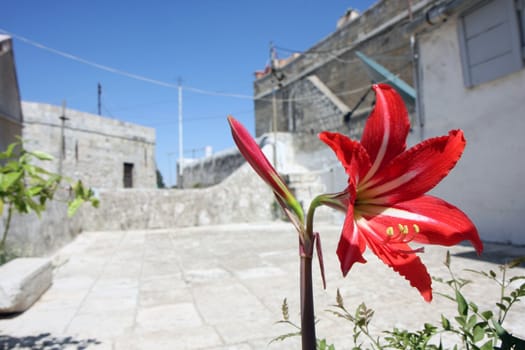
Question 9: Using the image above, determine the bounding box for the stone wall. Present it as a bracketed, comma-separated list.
[0, 156, 276, 257]
[76, 162, 275, 232]
[179, 148, 245, 189]
[22, 102, 156, 189]
[1, 194, 83, 257]
[253, 0, 427, 140]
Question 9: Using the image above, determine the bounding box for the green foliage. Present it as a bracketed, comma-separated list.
[270, 298, 337, 350]
[67, 180, 99, 217]
[270, 298, 301, 344]
[275, 254, 525, 350]
[156, 169, 165, 188]
[383, 324, 439, 350]
[327, 289, 377, 349]
[0, 141, 98, 264]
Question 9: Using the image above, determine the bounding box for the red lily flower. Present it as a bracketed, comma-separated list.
[319, 84, 483, 302]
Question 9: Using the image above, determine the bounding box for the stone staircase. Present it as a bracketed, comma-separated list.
[286, 171, 343, 224]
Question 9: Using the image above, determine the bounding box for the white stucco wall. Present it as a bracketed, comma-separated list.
[414, 18, 525, 244]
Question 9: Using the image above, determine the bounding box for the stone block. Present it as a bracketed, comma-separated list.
[0, 257, 52, 313]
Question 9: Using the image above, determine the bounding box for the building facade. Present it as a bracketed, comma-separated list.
[405, 0, 525, 244]
[0, 35, 23, 151]
[252, 0, 430, 142]
[22, 102, 157, 189]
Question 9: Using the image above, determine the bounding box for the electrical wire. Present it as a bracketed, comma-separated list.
[0, 28, 257, 98]
[0, 28, 411, 109]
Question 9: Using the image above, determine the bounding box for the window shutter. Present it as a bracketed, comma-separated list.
[458, 0, 522, 87]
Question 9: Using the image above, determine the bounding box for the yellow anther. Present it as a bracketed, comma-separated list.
[398, 224, 409, 234]
[386, 226, 395, 236]
[413, 224, 420, 233]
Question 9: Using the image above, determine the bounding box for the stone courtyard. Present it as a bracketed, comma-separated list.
[0, 222, 523, 349]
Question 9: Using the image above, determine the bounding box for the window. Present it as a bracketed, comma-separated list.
[458, 0, 523, 87]
[123, 163, 134, 188]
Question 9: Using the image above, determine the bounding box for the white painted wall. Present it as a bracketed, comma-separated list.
[414, 18, 525, 244]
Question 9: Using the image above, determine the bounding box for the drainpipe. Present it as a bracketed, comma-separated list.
[410, 34, 425, 142]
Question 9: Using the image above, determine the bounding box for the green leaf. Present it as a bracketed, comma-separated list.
[481, 310, 493, 320]
[441, 315, 451, 330]
[479, 340, 493, 350]
[455, 316, 466, 327]
[27, 186, 43, 196]
[67, 198, 84, 217]
[29, 150, 54, 161]
[495, 302, 507, 312]
[0, 171, 22, 191]
[469, 302, 478, 313]
[466, 314, 477, 329]
[507, 256, 525, 268]
[491, 319, 506, 337]
[0, 199, 3, 216]
[0, 142, 19, 159]
[456, 290, 468, 316]
[473, 324, 485, 342]
[269, 331, 301, 344]
[509, 276, 525, 283]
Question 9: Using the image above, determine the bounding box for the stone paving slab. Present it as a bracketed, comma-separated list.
[0, 223, 524, 349]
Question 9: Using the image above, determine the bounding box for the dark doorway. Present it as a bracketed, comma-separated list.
[123, 162, 134, 188]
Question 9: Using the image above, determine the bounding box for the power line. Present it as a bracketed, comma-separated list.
[0, 28, 254, 98]
[0, 28, 410, 105]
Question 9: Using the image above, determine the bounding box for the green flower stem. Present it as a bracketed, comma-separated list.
[296, 196, 326, 350]
[306, 195, 323, 246]
[300, 254, 316, 350]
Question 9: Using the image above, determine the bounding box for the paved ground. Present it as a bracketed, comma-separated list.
[0, 222, 524, 349]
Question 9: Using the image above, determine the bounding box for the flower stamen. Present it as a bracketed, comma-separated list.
[384, 222, 420, 244]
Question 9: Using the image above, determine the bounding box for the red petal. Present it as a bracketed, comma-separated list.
[358, 195, 482, 255]
[318, 131, 371, 184]
[360, 84, 410, 181]
[361, 130, 466, 204]
[365, 233, 433, 302]
[393, 196, 483, 254]
[336, 201, 367, 276]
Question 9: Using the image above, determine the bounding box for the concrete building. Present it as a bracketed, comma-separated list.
[1, 34, 158, 257]
[22, 102, 157, 189]
[252, 1, 426, 141]
[404, 0, 525, 244]
[181, 0, 427, 190]
[1, 102, 157, 257]
[0, 35, 23, 151]
[181, 0, 525, 245]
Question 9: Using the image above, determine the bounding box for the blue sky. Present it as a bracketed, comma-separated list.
[1, 1, 377, 186]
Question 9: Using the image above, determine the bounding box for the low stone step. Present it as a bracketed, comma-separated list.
[0, 258, 52, 313]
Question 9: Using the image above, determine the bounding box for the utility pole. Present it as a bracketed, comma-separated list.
[58, 100, 69, 176]
[177, 78, 184, 188]
[97, 82, 102, 116]
[270, 42, 285, 170]
[270, 42, 278, 170]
